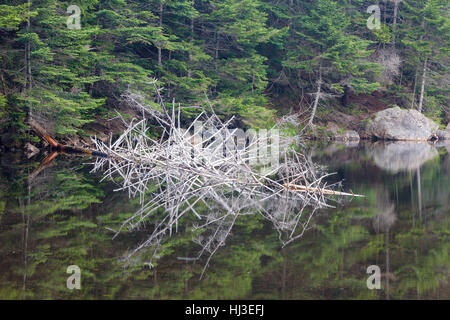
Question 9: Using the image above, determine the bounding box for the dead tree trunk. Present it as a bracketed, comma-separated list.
[417, 58, 427, 113]
[27, 119, 107, 157]
[411, 17, 426, 109]
[308, 67, 322, 126]
[28, 120, 58, 147]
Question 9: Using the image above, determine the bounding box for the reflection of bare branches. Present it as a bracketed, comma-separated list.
[90, 88, 352, 275]
[193, 211, 238, 279]
[188, 190, 333, 279]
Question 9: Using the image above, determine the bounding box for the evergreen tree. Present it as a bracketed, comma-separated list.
[282, 0, 380, 125]
[0, 0, 448, 140]
[400, 0, 449, 116]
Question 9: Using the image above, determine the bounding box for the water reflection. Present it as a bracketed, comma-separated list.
[0, 142, 448, 299]
[372, 191, 396, 233]
[368, 142, 439, 173]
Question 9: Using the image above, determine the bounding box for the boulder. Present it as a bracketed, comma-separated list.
[447, 122, 450, 131]
[367, 107, 439, 141]
[332, 130, 360, 142]
[436, 129, 450, 140]
[325, 122, 360, 141]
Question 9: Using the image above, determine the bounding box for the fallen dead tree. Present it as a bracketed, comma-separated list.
[89, 86, 363, 276]
[28, 119, 108, 158]
[283, 183, 365, 197]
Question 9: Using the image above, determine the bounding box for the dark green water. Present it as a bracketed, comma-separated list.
[0, 141, 449, 299]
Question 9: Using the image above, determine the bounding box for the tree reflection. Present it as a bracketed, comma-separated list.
[0, 144, 448, 299]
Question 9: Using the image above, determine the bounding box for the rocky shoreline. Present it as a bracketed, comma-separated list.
[307, 106, 450, 143]
[4, 106, 450, 159]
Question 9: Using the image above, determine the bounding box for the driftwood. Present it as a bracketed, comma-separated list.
[28, 119, 59, 148]
[26, 119, 108, 181]
[283, 183, 364, 197]
[88, 87, 364, 275]
[27, 119, 108, 158]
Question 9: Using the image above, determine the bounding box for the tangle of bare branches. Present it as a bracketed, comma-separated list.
[89, 85, 353, 278]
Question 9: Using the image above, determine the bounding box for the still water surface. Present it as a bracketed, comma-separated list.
[0, 141, 448, 299]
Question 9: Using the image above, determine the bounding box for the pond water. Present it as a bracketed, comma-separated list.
[0, 140, 449, 299]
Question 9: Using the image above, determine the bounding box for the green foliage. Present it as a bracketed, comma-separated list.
[373, 23, 392, 44]
[0, 0, 448, 139]
[0, 3, 35, 30]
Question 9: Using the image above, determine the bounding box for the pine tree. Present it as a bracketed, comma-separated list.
[401, 0, 449, 115]
[282, 0, 380, 125]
